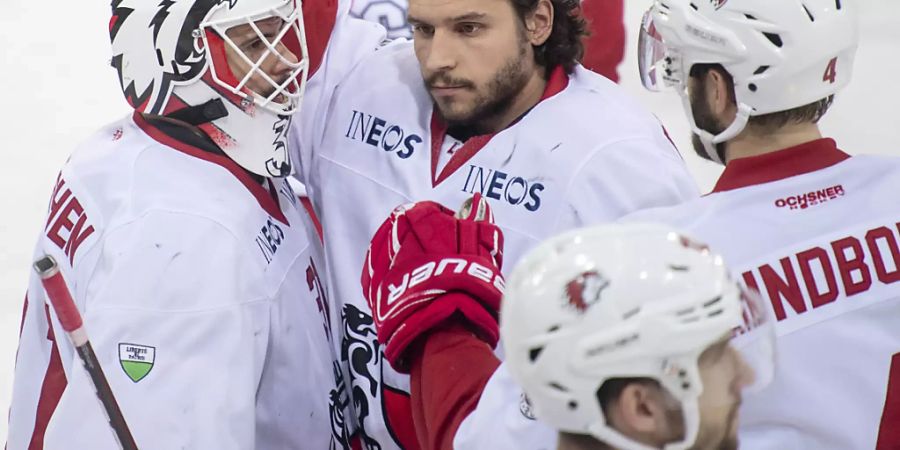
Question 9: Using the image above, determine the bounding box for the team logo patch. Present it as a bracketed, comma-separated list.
[119, 343, 155, 383]
[565, 271, 610, 313]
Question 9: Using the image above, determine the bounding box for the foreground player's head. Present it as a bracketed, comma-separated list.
[502, 223, 774, 450]
[109, 0, 309, 177]
[407, 0, 587, 134]
[638, 0, 859, 164]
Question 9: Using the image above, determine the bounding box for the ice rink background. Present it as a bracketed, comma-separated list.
[0, 0, 896, 442]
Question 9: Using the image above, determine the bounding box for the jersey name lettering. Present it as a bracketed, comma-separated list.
[45, 174, 96, 264]
[742, 221, 900, 321]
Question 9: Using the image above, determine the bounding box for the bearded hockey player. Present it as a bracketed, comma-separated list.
[625, 0, 900, 448]
[292, 0, 699, 447]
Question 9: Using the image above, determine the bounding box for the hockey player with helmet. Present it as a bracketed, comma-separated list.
[7, 1, 352, 448]
[292, 1, 699, 447]
[626, 0, 900, 448]
[502, 224, 774, 450]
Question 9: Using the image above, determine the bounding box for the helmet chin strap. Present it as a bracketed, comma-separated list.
[680, 93, 754, 165]
[166, 99, 229, 126]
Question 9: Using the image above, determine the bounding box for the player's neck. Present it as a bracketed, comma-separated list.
[478, 67, 548, 135]
[724, 122, 823, 163]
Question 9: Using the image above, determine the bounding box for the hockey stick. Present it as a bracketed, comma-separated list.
[34, 255, 139, 450]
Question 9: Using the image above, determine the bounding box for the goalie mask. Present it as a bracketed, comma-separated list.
[502, 223, 775, 450]
[110, 0, 309, 177]
[637, 0, 858, 164]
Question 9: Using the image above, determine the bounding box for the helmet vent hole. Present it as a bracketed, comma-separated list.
[707, 308, 725, 318]
[623, 307, 641, 320]
[675, 307, 696, 316]
[802, 4, 816, 22]
[703, 296, 723, 308]
[763, 33, 784, 48]
[549, 382, 569, 392]
[669, 264, 690, 272]
[835, 0, 842, 10]
[568, 400, 578, 410]
[749, 83, 758, 92]
[744, 14, 757, 20]
[689, 3, 698, 11]
[548, 325, 561, 333]
[753, 65, 770, 75]
[529, 346, 545, 362]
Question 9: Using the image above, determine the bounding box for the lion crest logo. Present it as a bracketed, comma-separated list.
[109, 0, 236, 114]
[564, 271, 610, 314]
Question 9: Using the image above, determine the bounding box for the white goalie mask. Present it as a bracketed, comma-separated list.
[637, 0, 859, 164]
[502, 223, 775, 450]
[110, 0, 310, 177]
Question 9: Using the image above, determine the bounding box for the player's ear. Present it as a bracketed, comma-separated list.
[707, 68, 738, 124]
[613, 382, 684, 445]
[523, 0, 553, 47]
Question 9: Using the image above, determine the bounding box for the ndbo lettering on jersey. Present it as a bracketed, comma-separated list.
[742, 221, 900, 323]
[462, 165, 545, 212]
[45, 174, 97, 265]
[344, 110, 423, 159]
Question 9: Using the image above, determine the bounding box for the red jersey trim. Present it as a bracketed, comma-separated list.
[302, 0, 338, 78]
[429, 66, 570, 187]
[711, 138, 851, 193]
[29, 305, 68, 450]
[132, 113, 289, 225]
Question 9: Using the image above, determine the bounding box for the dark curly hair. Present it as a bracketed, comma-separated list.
[510, 0, 588, 74]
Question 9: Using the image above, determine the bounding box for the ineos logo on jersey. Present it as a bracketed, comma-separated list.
[255, 218, 285, 264]
[462, 165, 545, 212]
[344, 110, 423, 159]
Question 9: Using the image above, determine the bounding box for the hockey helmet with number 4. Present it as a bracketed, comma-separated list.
[638, 0, 859, 163]
[109, 0, 310, 177]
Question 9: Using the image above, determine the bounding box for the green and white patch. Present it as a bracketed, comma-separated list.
[119, 343, 155, 383]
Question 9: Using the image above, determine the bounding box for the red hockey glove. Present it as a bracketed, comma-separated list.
[361, 194, 505, 372]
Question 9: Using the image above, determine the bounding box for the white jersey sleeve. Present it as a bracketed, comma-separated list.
[554, 133, 699, 231]
[292, 3, 388, 187]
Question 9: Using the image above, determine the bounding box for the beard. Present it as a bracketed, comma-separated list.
[427, 38, 531, 135]
[689, 83, 729, 163]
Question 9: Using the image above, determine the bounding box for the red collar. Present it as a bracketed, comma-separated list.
[429, 66, 570, 187]
[133, 112, 289, 225]
[711, 138, 850, 193]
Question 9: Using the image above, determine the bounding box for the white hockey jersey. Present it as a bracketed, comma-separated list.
[623, 139, 900, 450]
[293, 22, 700, 448]
[7, 114, 351, 450]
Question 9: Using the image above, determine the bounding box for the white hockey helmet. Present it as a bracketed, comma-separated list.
[638, 0, 859, 163]
[109, 0, 310, 177]
[502, 223, 774, 450]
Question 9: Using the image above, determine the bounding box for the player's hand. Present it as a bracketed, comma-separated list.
[361, 194, 505, 372]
